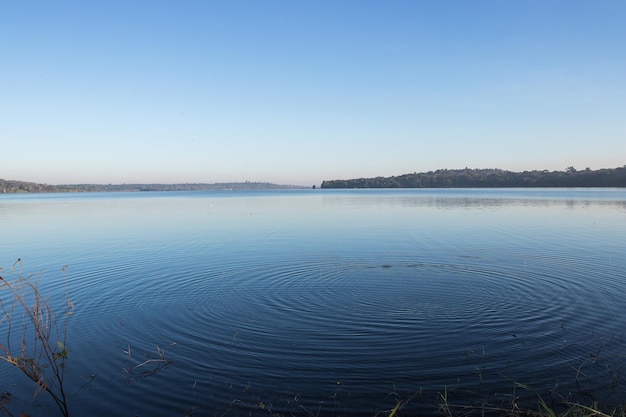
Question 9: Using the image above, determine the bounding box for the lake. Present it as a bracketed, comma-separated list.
[1, 188, 625, 416]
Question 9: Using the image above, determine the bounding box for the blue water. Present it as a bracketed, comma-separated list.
[1, 189, 625, 416]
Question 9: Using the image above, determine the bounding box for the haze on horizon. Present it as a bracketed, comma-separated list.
[1, 1, 625, 187]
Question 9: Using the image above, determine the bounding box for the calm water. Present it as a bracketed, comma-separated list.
[1, 189, 626, 416]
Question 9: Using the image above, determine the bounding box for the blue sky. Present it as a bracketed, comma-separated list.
[1, 1, 625, 186]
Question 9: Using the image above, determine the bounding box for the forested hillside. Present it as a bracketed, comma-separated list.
[321, 166, 626, 188]
[0, 179, 62, 193]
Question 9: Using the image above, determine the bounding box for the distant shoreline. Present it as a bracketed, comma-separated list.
[0, 181, 308, 194]
[3, 166, 626, 193]
[321, 166, 626, 189]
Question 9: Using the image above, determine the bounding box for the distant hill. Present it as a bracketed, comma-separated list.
[0, 179, 62, 193]
[0, 180, 306, 193]
[321, 166, 626, 188]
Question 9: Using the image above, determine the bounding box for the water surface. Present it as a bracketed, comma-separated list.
[1, 189, 625, 416]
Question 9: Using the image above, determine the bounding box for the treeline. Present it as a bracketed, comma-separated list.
[0, 180, 304, 193]
[321, 166, 626, 188]
[0, 179, 62, 193]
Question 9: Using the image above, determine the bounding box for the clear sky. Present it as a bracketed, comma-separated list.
[1, 1, 625, 186]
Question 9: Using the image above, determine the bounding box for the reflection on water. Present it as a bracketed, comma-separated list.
[1, 189, 625, 416]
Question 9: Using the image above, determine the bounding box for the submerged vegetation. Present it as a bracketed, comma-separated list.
[0, 260, 72, 417]
[321, 166, 626, 188]
[1, 261, 625, 417]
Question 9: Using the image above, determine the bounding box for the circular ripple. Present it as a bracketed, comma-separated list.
[32, 248, 626, 416]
